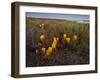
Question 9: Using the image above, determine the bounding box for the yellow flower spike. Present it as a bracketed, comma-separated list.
[53, 37, 57, 41]
[56, 37, 59, 41]
[63, 33, 67, 39]
[46, 47, 53, 56]
[73, 35, 78, 40]
[53, 37, 57, 43]
[40, 34, 45, 41]
[42, 24, 44, 26]
[54, 40, 57, 44]
[41, 47, 46, 53]
[41, 24, 44, 29]
[54, 40, 58, 45]
[66, 37, 71, 43]
[40, 24, 41, 27]
[52, 43, 56, 49]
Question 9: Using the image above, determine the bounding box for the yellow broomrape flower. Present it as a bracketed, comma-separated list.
[53, 37, 57, 41]
[63, 33, 67, 39]
[52, 37, 58, 49]
[52, 43, 56, 49]
[42, 24, 44, 26]
[46, 47, 53, 56]
[73, 35, 78, 40]
[56, 37, 59, 41]
[40, 24, 42, 27]
[66, 37, 71, 43]
[40, 34, 45, 41]
[54, 40, 57, 45]
[41, 47, 46, 53]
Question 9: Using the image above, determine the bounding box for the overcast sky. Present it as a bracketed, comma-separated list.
[26, 12, 89, 22]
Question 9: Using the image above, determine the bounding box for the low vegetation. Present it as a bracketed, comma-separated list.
[26, 17, 89, 67]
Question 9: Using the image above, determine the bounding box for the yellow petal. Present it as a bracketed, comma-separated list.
[41, 48, 46, 53]
[73, 35, 77, 40]
[63, 33, 67, 39]
[46, 47, 53, 56]
[40, 34, 45, 41]
[66, 37, 71, 43]
[56, 37, 59, 41]
[52, 43, 56, 49]
[42, 24, 44, 26]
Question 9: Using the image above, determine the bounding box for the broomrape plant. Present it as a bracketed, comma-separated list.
[40, 33, 78, 57]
